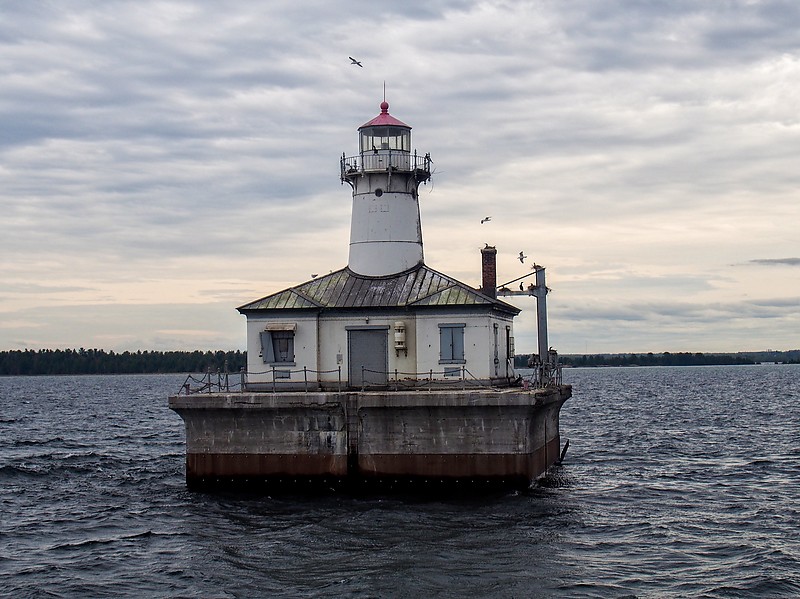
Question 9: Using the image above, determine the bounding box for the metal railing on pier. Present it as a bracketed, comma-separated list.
[176, 363, 563, 396]
[178, 370, 246, 395]
[522, 364, 563, 389]
[357, 365, 488, 392]
[519, 348, 564, 389]
[177, 367, 343, 395]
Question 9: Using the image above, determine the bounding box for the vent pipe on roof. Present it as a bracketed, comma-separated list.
[481, 245, 497, 299]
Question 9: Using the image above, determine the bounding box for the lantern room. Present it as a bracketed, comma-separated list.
[358, 101, 411, 153]
[342, 101, 430, 182]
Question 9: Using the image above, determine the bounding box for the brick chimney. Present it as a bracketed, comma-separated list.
[481, 244, 497, 299]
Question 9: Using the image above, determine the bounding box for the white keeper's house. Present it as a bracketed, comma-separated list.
[237, 101, 520, 389]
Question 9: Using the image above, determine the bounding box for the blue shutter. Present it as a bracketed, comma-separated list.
[440, 326, 452, 361]
[439, 324, 466, 363]
[452, 326, 464, 361]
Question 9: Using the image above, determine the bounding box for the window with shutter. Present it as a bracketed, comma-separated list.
[438, 323, 466, 364]
[259, 328, 295, 365]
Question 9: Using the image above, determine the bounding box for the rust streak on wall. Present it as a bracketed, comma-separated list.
[187, 453, 348, 479]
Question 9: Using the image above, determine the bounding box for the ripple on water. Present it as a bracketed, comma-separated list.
[1, 367, 800, 597]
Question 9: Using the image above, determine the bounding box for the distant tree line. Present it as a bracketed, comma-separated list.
[3, 348, 797, 376]
[560, 352, 756, 367]
[514, 350, 800, 368]
[0, 349, 246, 376]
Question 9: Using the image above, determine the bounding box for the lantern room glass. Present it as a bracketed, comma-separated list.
[360, 126, 410, 153]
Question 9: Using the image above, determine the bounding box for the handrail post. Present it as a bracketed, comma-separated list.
[462, 365, 466, 390]
[303, 366, 308, 392]
[338, 366, 342, 392]
[429, 369, 433, 392]
[272, 366, 276, 393]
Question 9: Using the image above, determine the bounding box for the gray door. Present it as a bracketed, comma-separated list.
[348, 329, 388, 387]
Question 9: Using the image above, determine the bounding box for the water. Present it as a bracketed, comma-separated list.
[1, 366, 799, 597]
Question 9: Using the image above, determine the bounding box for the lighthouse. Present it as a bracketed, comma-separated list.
[341, 101, 431, 276]
[235, 99, 522, 387]
[169, 97, 571, 491]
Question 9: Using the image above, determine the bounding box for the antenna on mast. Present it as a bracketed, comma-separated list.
[383, 81, 386, 102]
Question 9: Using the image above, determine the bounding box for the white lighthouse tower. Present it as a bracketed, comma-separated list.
[340, 101, 432, 276]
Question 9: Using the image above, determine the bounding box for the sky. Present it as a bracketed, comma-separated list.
[1, 0, 799, 355]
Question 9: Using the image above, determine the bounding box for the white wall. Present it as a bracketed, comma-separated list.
[244, 313, 318, 383]
[245, 309, 516, 384]
[318, 313, 418, 380]
[415, 311, 515, 380]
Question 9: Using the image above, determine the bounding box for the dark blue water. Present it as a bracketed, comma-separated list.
[2, 366, 799, 597]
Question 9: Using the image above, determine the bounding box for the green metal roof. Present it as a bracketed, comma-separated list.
[237, 265, 520, 315]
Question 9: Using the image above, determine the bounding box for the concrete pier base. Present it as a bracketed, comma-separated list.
[169, 385, 571, 492]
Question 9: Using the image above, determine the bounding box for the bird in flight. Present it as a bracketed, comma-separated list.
[480, 216, 491, 224]
[519, 251, 527, 263]
[349, 56, 363, 67]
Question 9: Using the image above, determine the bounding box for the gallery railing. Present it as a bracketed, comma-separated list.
[340, 151, 432, 181]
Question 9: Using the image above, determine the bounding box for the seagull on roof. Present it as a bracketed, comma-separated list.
[480, 216, 491, 224]
[519, 251, 527, 263]
[349, 56, 363, 67]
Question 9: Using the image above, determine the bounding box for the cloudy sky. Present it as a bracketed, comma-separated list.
[2, 1, 798, 355]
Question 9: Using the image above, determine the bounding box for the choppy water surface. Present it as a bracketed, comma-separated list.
[1, 366, 799, 597]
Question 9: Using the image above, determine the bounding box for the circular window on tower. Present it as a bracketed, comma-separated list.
[374, 189, 383, 197]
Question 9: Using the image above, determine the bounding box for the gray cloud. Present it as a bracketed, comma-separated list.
[749, 258, 800, 267]
[2, 1, 799, 352]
